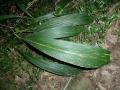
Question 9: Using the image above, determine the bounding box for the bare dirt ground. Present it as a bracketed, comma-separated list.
[32, 72, 69, 90]
[91, 19, 120, 90]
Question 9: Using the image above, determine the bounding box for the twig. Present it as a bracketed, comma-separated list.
[14, 30, 33, 34]
[108, 1, 120, 15]
[13, 0, 38, 37]
[1, 0, 38, 39]
[63, 77, 73, 90]
[27, 0, 38, 9]
[0, 24, 13, 29]
[15, 0, 38, 24]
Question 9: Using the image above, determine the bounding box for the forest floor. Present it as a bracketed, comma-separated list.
[0, 0, 120, 90]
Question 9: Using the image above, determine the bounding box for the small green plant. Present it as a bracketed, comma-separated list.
[0, 0, 110, 76]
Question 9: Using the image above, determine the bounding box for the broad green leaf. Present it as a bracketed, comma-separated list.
[24, 36, 110, 68]
[19, 50, 80, 76]
[33, 13, 92, 31]
[0, 15, 23, 21]
[15, 0, 32, 17]
[29, 26, 85, 39]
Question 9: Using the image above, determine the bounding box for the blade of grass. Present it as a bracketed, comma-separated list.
[15, 0, 32, 17]
[0, 15, 25, 21]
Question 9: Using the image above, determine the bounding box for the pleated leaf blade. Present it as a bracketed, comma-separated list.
[19, 50, 80, 76]
[33, 13, 92, 31]
[24, 37, 110, 68]
[34, 12, 55, 22]
[29, 26, 85, 39]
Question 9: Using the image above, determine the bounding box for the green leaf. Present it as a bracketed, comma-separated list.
[19, 50, 80, 76]
[54, 5, 64, 16]
[24, 37, 110, 68]
[0, 15, 23, 21]
[54, 0, 71, 16]
[15, 0, 32, 17]
[29, 26, 85, 39]
[34, 13, 55, 22]
[33, 13, 92, 31]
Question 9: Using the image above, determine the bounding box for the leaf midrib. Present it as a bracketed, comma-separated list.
[28, 40, 84, 57]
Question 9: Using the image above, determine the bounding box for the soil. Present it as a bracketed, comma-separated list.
[91, 19, 120, 90]
[32, 71, 69, 90]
